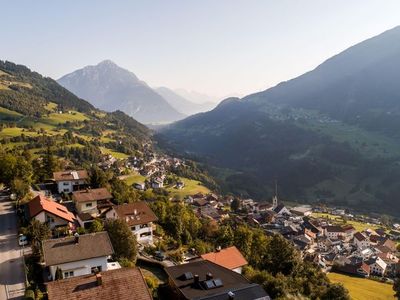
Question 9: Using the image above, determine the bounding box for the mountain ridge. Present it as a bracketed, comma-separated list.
[58, 60, 185, 124]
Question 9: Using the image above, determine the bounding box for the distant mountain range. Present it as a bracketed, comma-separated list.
[155, 87, 217, 115]
[159, 26, 400, 215]
[57, 60, 187, 124]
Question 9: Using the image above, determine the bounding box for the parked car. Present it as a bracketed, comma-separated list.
[154, 251, 166, 261]
[18, 234, 28, 246]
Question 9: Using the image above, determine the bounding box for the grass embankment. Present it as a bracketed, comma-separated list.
[166, 178, 210, 199]
[311, 212, 382, 232]
[327, 272, 395, 300]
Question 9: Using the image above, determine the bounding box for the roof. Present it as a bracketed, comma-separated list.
[112, 202, 158, 226]
[72, 188, 112, 203]
[201, 246, 248, 270]
[273, 204, 286, 213]
[325, 226, 345, 233]
[46, 267, 152, 300]
[354, 232, 367, 241]
[53, 170, 88, 181]
[28, 195, 75, 223]
[42, 232, 114, 266]
[165, 260, 268, 300]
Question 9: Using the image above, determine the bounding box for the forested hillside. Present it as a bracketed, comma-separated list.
[159, 26, 400, 216]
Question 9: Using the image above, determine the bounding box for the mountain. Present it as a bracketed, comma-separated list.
[57, 60, 185, 124]
[155, 87, 217, 115]
[0, 60, 151, 160]
[173, 89, 216, 105]
[0, 60, 94, 117]
[159, 26, 400, 215]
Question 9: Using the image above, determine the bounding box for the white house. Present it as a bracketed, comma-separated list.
[367, 256, 387, 276]
[72, 188, 113, 216]
[27, 195, 75, 230]
[353, 232, 370, 249]
[151, 177, 163, 189]
[105, 202, 158, 244]
[42, 232, 114, 280]
[53, 170, 89, 193]
[324, 226, 345, 239]
[273, 204, 291, 216]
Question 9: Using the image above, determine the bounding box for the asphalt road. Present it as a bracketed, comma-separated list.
[0, 191, 25, 300]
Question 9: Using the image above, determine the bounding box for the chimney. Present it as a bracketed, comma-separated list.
[228, 291, 235, 299]
[194, 274, 199, 286]
[96, 273, 102, 286]
[74, 233, 79, 244]
[216, 246, 221, 252]
[206, 272, 213, 280]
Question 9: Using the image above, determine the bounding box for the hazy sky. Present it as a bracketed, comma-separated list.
[1, 1, 399, 99]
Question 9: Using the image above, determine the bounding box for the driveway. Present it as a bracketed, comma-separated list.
[0, 191, 25, 300]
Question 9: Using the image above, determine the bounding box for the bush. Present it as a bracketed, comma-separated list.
[24, 289, 35, 300]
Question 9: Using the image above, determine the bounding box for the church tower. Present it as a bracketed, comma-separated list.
[272, 180, 278, 209]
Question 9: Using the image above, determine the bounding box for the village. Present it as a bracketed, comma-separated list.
[0, 144, 396, 300]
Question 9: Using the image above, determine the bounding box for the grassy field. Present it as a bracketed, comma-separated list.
[166, 178, 210, 199]
[327, 272, 395, 300]
[311, 212, 382, 232]
[41, 111, 88, 125]
[0, 107, 22, 120]
[99, 147, 129, 159]
[123, 173, 147, 186]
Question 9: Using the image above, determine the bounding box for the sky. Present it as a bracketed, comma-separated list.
[1, 1, 400, 100]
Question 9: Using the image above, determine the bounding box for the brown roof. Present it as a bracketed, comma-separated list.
[354, 232, 366, 241]
[73, 188, 112, 203]
[28, 195, 75, 223]
[42, 232, 114, 266]
[325, 226, 345, 233]
[165, 260, 268, 300]
[46, 267, 152, 300]
[382, 238, 397, 252]
[112, 202, 158, 226]
[53, 170, 88, 181]
[201, 246, 248, 270]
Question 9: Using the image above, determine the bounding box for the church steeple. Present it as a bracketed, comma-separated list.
[272, 180, 278, 209]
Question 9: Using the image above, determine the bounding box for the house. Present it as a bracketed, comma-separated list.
[353, 232, 370, 249]
[105, 202, 158, 244]
[201, 246, 248, 274]
[273, 204, 291, 216]
[26, 195, 75, 230]
[290, 205, 313, 217]
[53, 170, 89, 193]
[342, 225, 356, 240]
[151, 177, 163, 188]
[164, 260, 270, 300]
[134, 182, 145, 190]
[176, 181, 185, 189]
[46, 267, 152, 300]
[380, 238, 397, 253]
[72, 188, 113, 216]
[324, 226, 345, 239]
[366, 256, 387, 276]
[42, 232, 114, 280]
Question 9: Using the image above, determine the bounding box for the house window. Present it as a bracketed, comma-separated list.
[64, 271, 74, 278]
[91, 266, 102, 273]
[63, 182, 69, 186]
[63, 189, 69, 192]
[47, 216, 54, 223]
[139, 224, 148, 229]
[86, 203, 93, 208]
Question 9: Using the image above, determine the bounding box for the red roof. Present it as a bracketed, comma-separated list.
[28, 195, 75, 223]
[201, 246, 248, 270]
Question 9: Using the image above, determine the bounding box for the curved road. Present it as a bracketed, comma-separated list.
[0, 191, 25, 300]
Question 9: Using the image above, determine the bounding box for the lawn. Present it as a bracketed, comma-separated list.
[166, 178, 210, 199]
[327, 272, 395, 300]
[41, 111, 88, 125]
[311, 212, 382, 232]
[99, 147, 129, 159]
[123, 173, 147, 186]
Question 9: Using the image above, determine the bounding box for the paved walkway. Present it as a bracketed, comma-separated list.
[0, 191, 25, 300]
